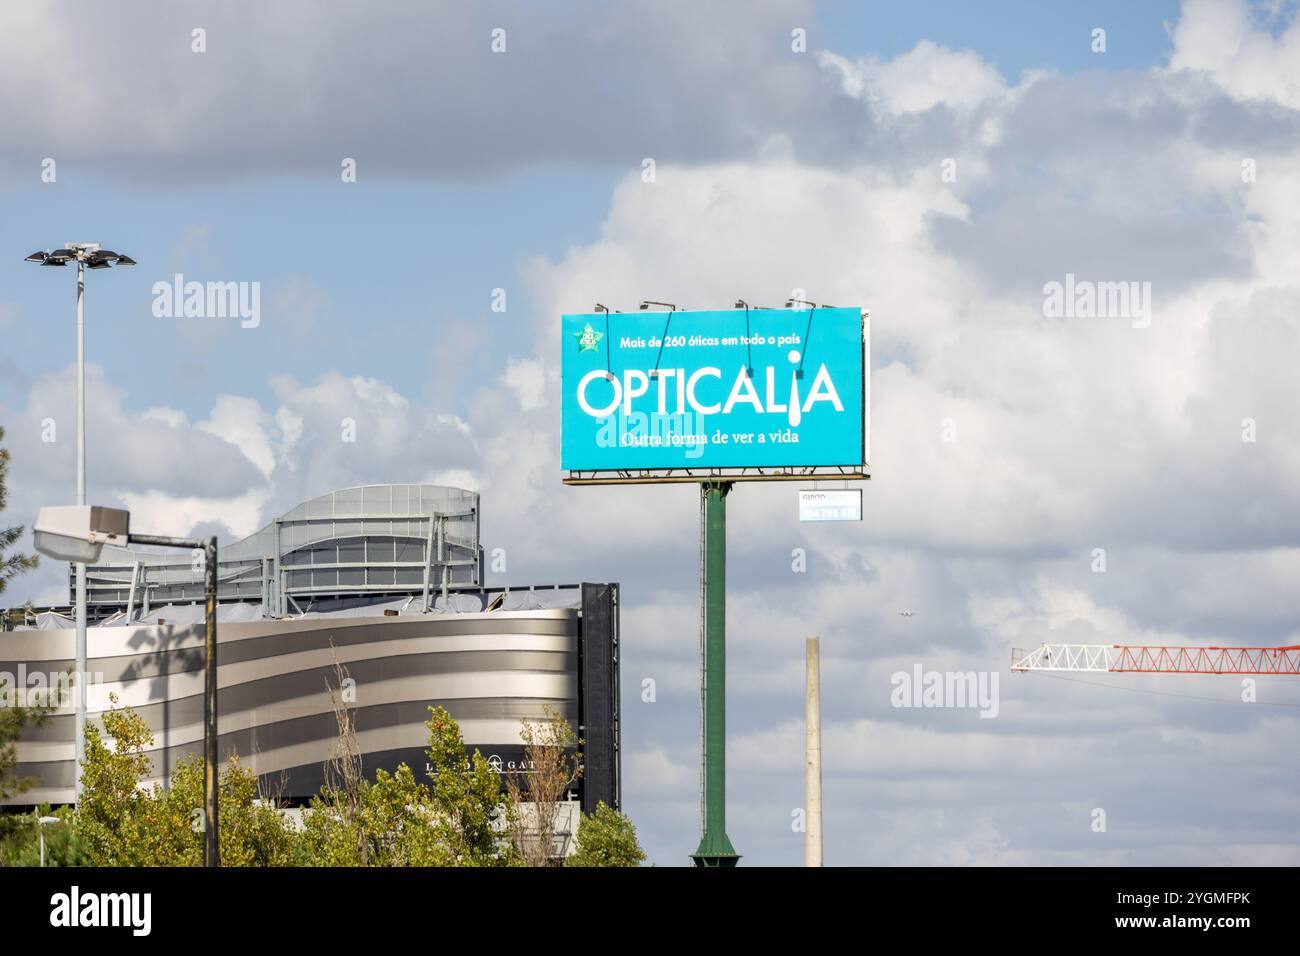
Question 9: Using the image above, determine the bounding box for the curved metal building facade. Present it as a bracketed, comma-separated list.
[3, 598, 618, 807]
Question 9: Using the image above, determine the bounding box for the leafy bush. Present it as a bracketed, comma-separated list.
[6, 695, 640, 867]
[565, 802, 647, 867]
[77, 695, 295, 866]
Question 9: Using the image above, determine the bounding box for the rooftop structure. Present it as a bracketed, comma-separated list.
[65, 484, 482, 623]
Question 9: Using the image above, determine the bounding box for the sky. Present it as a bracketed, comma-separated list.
[3, 0, 1300, 865]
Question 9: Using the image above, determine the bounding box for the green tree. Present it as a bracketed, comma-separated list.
[299, 765, 454, 867]
[144, 752, 296, 867]
[565, 802, 647, 867]
[297, 792, 366, 866]
[354, 764, 451, 866]
[300, 764, 456, 866]
[299, 708, 515, 867]
[0, 680, 52, 803]
[77, 694, 295, 866]
[0, 424, 46, 802]
[0, 425, 38, 597]
[77, 695, 154, 865]
[424, 705, 515, 865]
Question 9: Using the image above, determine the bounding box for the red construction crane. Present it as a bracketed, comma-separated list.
[1011, 643, 1300, 675]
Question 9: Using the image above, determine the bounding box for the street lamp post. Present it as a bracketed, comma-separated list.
[24, 245, 135, 805]
[32, 505, 220, 867]
[37, 815, 62, 867]
[129, 532, 220, 867]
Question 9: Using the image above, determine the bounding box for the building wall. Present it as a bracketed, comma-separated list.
[2, 609, 582, 806]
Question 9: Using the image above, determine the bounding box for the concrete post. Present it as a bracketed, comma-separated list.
[805, 636, 823, 867]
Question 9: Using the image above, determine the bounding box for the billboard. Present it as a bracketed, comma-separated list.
[561, 307, 868, 483]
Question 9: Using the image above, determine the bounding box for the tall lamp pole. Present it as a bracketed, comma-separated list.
[24, 244, 136, 805]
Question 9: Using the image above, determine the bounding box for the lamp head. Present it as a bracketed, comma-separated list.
[33, 505, 130, 564]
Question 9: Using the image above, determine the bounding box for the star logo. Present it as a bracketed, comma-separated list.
[574, 322, 602, 353]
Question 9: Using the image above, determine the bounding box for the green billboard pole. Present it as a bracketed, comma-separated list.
[691, 480, 740, 867]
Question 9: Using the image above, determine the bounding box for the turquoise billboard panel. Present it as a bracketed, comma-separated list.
[561, 307, 864, 475]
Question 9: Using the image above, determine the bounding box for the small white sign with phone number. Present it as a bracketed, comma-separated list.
[798, 489, 862, 522]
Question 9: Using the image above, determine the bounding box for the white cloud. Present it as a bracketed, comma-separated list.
[0, 0, 832, 184]
[820, 40, 1010, 118]
[141, 406, 188, 429]
[1169, 0, 1300, 107]
[624, 747, 695, 798]
[197, 395, 276, 479]
[115, 487, 272, 540]
[502, 357, 548, 412]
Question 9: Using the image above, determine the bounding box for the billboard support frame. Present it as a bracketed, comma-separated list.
[563, 465, 869, 485]
[690, 480, 740, 867]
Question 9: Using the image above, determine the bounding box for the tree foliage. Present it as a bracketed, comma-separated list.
[299, 764, 452, 866]
[0, 424, 46, 802]
[0, 425, 39, 597]
[292, 705, 521, 866]
[76, 694, 296, 866]
[565, 802, 647, 867]
[0, 681, 52, 802]
[424, 705, 517, 865]
[295, 668, 516, 866]
[5, 685, 642, 867]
